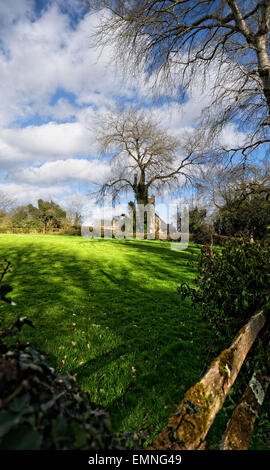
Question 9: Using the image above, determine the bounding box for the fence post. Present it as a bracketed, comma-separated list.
[149, 310, 266, 450]
[220, 370, 270, 450]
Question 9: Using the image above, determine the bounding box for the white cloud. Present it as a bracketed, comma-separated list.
[0, 1, 137, 206]
[9, 158, 110, 185]
[0, 182, 69, 206]
[0, 4, 133, 127]
[0, 121, 99, 168]
[0, 0, 34, 27]
[219, 123, 247, 149]
[0, 1, 248, 206]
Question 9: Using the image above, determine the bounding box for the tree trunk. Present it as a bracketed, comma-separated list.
[256, 35, 270, 117]
[149, 310, 266, 450]
[135, 189, 149, 206]
[134, 170, 149, 206]
[220, 370, 270, 450]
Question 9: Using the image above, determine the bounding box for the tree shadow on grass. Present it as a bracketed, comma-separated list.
[0, 236, 219, 437]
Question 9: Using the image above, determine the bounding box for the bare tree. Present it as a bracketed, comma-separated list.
[0, 192, 14, 213]
[87, 0, 270, 160]
[65, 196, 83, 226]
[197, 160, 270, 210]
[94, 106, 205, 204]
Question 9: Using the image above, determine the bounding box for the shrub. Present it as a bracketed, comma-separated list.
[0, 214, 13, 233]
[214, 194, 270, 242]
[178, 240, 270, 335]
[190, 224, 212, 245]
[178, 241, 270, 451]
[59, 226, 81, 236]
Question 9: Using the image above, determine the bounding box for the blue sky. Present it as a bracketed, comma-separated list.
[0, 0, 247, 216]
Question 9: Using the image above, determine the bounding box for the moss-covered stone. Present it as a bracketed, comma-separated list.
[222, 371, 269, 450]
[249, 372, 266, 405]
[166, 382, 211, 448]
[225, 402, 256, 450]
[218, 348, 234, 378]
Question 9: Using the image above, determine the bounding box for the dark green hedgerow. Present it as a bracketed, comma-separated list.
[0, 317, 126, 450]
[178, 240, 270, 336]
[178, 240, 270, 449]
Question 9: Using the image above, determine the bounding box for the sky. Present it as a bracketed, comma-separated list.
[0, 0, 245, 218]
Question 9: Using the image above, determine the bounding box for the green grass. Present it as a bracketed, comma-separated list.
[0, 234, 217, 443]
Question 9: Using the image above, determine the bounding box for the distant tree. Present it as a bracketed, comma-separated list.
[94, 106, 205, 205]
[214, 193, 270, 241]
[189, 207, 207, 234]
[0, 192, 14, 214]
[197, 161, 270, 209]
[11, 206, 40, 232]
[0, 214, 12, 233]
[89, 0, 270, 160]
[36, 200, 66, 233]
[196, 162, 270, 240]
[66, 197, 83, 227]
[179, 206, 213, 245]
[10, 201, 67, 233]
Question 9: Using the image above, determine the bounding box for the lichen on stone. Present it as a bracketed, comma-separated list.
[249, 373, 265, 406]
[218, 348, 234, 378]
[222, 371, 269, 450]
[169, 382, 211, 448]
[225, 402, 254, 450]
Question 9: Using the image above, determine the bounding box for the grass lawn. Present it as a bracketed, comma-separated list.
[0, 234, 218, 444]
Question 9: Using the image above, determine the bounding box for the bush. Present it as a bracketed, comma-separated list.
[59, 226, 81, 236]
[0, 214, 13, 233]
[178, 240, 270, 335]
[214, 194, 270, 242]
[190, 224, 212, 245]
[178, 241, 270, 451]
[0, 317, 122, 450]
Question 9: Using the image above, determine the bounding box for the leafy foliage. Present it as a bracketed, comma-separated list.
[0, 199, 77, 234]
[178, 240, 270, 335]
[189, 207, 207, 234]
[0, 317, 123, 450]
[36, 199, 66, 233]
[214, 194, 270, 241]
[176, 206, 213, 245]
[178, 240, 270, 449]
